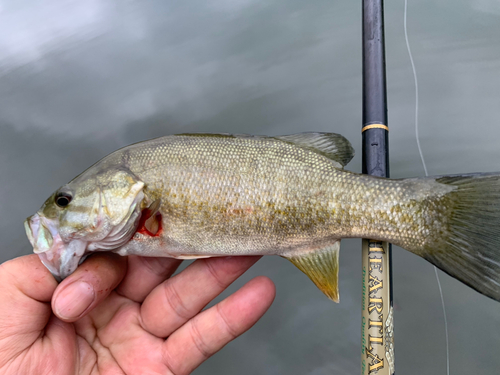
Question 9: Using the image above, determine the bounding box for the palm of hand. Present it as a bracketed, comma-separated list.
[0, 254, 274, 375]
[69, 293, 168, 374]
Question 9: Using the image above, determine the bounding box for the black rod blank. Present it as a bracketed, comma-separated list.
[361, 1, 394, 374]
[362, 0, 389, 177]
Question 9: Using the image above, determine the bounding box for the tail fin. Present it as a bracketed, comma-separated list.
[424, 173, 500, 302]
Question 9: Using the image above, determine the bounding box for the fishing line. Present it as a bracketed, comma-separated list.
[404, 1, 450, 374]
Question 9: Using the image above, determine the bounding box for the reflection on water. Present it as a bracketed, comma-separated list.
[1, 1, 499, 374]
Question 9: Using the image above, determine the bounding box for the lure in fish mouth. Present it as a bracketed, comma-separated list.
[24, 168, 146, 280]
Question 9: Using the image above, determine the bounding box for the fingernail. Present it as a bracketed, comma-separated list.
[54, 281, 95, 320]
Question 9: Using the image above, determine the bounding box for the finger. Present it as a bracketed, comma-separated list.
[162, 276, 275, 375]
[0, 255, 57, 366]
[52, 253, 127, 322]
[116, 256, 182, 302]
[141, 256, 261, 338]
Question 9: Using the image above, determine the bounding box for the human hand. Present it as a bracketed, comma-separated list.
[0, 253, 275, 374]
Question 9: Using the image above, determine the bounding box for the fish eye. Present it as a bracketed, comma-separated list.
[55, 192, 72, 207]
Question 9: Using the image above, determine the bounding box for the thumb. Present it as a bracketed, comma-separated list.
[0, 255, 57, 358]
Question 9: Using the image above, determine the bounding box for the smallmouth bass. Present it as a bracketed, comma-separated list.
[24, 133, 500, 302]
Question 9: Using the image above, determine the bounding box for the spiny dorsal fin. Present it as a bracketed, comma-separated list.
[282, 241, 341, 302]
[275, 133, 354, 167]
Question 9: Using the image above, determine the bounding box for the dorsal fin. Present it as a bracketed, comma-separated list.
[274, 133, 354, 167]
[176, 132, 355, 168]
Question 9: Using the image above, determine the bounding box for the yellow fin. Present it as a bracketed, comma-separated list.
[283, 241, 341, 302]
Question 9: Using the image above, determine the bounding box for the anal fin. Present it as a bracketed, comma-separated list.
[282, 241, 341, 302]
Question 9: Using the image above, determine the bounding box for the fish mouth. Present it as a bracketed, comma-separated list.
[25, 214, 58, 254]
[37, 239, 88, 281]
[24, 214, 87, 280]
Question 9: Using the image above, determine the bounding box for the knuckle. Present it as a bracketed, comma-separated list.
[139, 257, 170, 277]
[189, 318, 213, 359]
[161, 348, 180, 375]
[216, 303, 238, 340]
[204, 260, 227, 289]
[164, 282, 192, 321]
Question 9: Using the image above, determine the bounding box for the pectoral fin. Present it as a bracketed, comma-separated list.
[144, 199, 162, 235]
[139, 199, 162, 236]
[282, 241, 341, 302]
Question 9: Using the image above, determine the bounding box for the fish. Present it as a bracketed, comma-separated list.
[24, 132, 500, 302]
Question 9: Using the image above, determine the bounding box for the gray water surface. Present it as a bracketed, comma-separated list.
[1, 1, 499, 374]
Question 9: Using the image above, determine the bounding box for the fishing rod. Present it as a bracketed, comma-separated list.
[360, 1, 394, 374]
